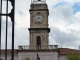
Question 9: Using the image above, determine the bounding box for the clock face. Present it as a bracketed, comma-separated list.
[35, 13, 43, 22]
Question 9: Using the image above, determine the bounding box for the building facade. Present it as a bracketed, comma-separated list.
[17, 1, 59, 60]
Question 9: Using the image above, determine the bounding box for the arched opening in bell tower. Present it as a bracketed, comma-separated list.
[36, 36, 41, 45]
[36, 36, 41, 49]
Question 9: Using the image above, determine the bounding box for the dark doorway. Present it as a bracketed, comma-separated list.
[36, 36, 41, 45]
[36, 36, 41, 49]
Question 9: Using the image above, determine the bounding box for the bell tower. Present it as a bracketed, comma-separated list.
[28, 0, 50, 49]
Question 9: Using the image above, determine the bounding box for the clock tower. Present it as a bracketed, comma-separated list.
[28, 0, 50, 49]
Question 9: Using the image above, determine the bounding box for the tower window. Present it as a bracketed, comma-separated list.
[36, 36, 41, 45]
[36, 36, 41, 49]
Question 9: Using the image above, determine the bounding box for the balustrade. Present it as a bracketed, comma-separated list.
[18, 45, 58, 50]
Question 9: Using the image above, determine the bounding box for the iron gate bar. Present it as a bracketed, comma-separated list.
[5, 0, 8, 60]
[0, 0, 15, 60]
[0, 0, 2, 59]
[12, 0, 15, 60]
[0, 14, 9, 16]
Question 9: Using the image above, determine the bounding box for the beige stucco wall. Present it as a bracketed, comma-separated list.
[18, 52, 58, 60]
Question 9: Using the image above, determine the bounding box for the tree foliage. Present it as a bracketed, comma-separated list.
[25, 58, 30, 60]
[67, 52, 80, 60]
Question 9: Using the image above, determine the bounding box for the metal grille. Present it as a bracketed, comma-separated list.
[0, 0, 15, 60]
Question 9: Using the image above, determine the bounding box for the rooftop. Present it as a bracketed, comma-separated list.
[59, 48, 79, 55]
[0, 48, 79, 54]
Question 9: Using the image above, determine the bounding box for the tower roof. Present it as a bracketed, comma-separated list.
[31, 0, 46, 4]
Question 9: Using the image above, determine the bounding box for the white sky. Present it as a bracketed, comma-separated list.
[1, 0, 80, 49]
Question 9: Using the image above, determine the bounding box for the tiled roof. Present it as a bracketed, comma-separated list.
[59, 48, 79, 55]
[0, 48, 79, 55]
[1, 49, 18, 54]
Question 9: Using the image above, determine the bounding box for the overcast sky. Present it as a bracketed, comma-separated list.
[1, 0, 80, 49]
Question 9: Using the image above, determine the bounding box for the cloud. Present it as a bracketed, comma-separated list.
[49, 27, 80, 49]
[1, 19, 12, 49]
[18, 11, 26, 17]
[49, 3, 80, 31]
[61, 0, 80, 4]
[15, 0, 31, 13]
[14, 27, 29, 49]
[51, 4, 73, 21]
[48, 1, 80, 49]
[1, 19, 29, 49]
